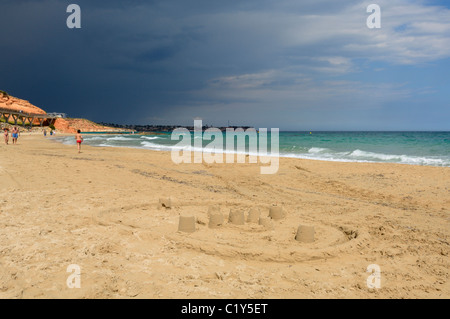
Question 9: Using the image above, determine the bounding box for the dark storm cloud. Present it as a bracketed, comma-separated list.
[0, 0, 449, 129]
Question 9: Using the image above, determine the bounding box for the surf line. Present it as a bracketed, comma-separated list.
[171, 119, 279, 174]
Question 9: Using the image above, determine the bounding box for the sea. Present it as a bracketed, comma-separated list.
[54, 131, 450, 167]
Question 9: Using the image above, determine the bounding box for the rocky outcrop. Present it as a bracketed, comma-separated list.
[1, 90, 129, 134]
[54, 118, 125, 133]
[0, 91, 46, 115]
[54, 118, 77, 134]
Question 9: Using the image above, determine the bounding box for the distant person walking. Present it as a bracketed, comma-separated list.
[75, 129, 83, 153]
[11, 127, 19, 145]
[3, 128, 9, 145]
[43, 129, 47, 137]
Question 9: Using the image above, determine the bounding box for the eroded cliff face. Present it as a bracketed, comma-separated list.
[1, 91, 125, 133]
[53, 118, 77, 133]
[0, 92, 46, 115]
[54, 118, 120, 133]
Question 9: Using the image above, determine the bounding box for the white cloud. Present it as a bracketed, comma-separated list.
[208, 71, 279, 89]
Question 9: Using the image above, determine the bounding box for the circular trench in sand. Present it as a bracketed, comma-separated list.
[93, 202, 369, 263]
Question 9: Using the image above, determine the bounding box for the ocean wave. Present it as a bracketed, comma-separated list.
[308, 147, 329, 154]
[84, 136, 107, 141]
[106, 136, 131, 141]
[140, 141, 174, 151]
[348, 149, 448, 165]
[52, 135, 450, 167]
[140, 136, 161, 140]
[279, 148, 450, 166]
[349, 149, 399, 161]
[140, 141, 269, 158]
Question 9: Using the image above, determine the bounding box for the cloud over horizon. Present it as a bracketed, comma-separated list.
[0, 0, 449, 130]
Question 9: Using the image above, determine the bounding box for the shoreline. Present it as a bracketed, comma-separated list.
[48, 133, 450, 168]
[0, 135, 448, 298]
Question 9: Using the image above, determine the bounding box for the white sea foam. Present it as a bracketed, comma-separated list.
[140, 141, 267, 159]
[279, 148, 450, 166]
[140, 141, 174, 151]
[140, 136, 161, 140]
[106, 136, 131, 141]
[52, 135, 450, 167]
[347, 149, 449, 165]
[349, 149, 399, 161]
[308, 147, 329, 154]
[84, 136, 107, 141]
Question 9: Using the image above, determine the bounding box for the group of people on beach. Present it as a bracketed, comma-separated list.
[3, 126, 20, 145]
[3, 126, 84, 152]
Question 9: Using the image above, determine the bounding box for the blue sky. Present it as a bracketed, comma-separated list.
[0, 0, 449, 130]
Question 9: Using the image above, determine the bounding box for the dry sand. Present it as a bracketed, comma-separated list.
[0, 134, 449, 298]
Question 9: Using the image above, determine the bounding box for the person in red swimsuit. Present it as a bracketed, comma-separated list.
[75, 129, 83, 153]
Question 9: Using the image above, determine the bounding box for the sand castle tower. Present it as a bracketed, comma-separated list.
[207, 205, 224, 228]
[229, 209, 245, 225]
[269, 206, 285, 220]
[295, 225, 315, 243]
[209, 213, 224, 229]
[178, 216, 196, 233]
[247, 207, 260, 223]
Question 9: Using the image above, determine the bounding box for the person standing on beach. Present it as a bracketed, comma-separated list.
[11, 127, 19, 145]
[43, 129, 47, 137]
[3, 128, 9, 145]
[75, 130, 83, 153]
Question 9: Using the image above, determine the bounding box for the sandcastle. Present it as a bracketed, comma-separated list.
[167, 204, 362, 264]
[209, 213, 224, 228]
[247, 207, 260, 223]
[295, 225, 315, 243]
[175, 204, 290, 233]
[269, 206, 285, 220]
[229, 209, 245, 225]
[178, 216, 196, 233]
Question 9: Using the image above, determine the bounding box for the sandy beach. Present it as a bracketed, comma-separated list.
[0, 134, 448, 299]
